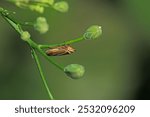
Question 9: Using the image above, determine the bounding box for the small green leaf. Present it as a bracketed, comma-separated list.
[53, 1, 69, 13]
[83, 25, 102, 40]
[64, 64, 85, 79]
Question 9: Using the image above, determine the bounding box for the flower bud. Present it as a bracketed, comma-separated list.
[83, 25, 102, 40]
[21, 31, 31, 41]
[34, 17, 49, 34]
[64, 64, 85, 79]
[53, 1, 69, 13]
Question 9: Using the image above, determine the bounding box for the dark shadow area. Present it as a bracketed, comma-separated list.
[134, 39, 150, 99]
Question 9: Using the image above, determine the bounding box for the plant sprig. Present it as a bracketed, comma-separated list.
[0, 2, 102, 99]
[31, 48, 54, 100]
[8, 0, 69, 13]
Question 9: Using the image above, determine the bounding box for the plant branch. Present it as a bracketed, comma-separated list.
[39, 37, 84, 49]
[0, 7, 64, 99]
[1, 13, 23, 34]
[37, 46, 64, 71]
[31, 48, 54, 100]
[0, 9, 63, 70]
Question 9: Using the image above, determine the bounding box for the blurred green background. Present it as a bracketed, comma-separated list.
[0, 0, 150, 100]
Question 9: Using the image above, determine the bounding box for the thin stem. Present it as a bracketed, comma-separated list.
[31, 48, 54, 100]
[0, 7, 64, 99]
[39, 37, 84, 49]
[64, 37, 84, 44]
[20, 22, 35, 26]
[37, 46, 64, 71]
[1, 10, 64, 71]
[28, 39, 64, 71]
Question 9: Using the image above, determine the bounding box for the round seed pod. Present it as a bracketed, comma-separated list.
[34, 17, 49, 34]
[53, 1, 69, 13]
[21, 31, 30, 41]
[29, 5, 44, 14]
[83, 25, 102, 40]
[64, 64, 85, 79]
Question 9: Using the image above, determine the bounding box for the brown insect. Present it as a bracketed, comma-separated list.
[46, 45, 75, 56]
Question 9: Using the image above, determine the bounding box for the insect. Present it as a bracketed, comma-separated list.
[46, 45, 75, 56]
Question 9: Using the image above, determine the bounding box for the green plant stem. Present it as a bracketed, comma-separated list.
[31, 48, 54, 100]
[1, 10, 63, 70]
[1, 7, 84, 49]
[39, 37, 84, 49]
[37, 47, 64, 71]
[27, 40, 64, 71]
[20, 22, 35, 26]
[1, 14, 23, 34]
[0, 7, 64, 99]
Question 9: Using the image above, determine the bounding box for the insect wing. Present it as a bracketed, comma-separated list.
[46, 45, 75, 56]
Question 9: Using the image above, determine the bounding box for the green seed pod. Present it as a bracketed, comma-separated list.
[29, 5, 44, 13]
[53, 1, 69, 13]
[34, 17, 49, 34]
[64, 64, 85, 79]
[21, 31, 31, 41]
[83, 25, 102, 40]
